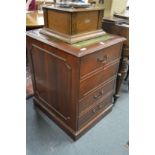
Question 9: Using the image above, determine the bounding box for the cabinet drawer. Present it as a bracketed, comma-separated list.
[78, 94, 112, 129]
[79, 79, 115, 113]
[80, 62, 119, 98]
[80, 43, 122, 79]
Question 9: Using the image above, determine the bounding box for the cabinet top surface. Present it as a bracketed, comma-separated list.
[43, 5, 104, 12]
[26, 29, 126, 57]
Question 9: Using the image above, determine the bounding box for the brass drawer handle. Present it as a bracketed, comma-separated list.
[92, 109, 97, 114]
[98, 103, 103, 109]
[118, 73, 122, 76]
[97, 55, 108, 64]
[93, 90, 104, 100]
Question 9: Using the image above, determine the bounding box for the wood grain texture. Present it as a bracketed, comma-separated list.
[27, 29, 126, 57]
[43, 9, 48, 27]
[27, 37, 80, 130]
[97, 10, 104, 29]
[79, 79, 115, 113]
[41, 7, 105, 43]
[80, 43, 122, 78]
[72, 11, 98, 34]
[78, 94, 113, 129]
[26, 29, 125, 140]
[47, 10, 71, 35]
[79, 62, 119, 98]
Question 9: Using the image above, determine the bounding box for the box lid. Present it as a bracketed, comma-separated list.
[43, 5, 104, 13]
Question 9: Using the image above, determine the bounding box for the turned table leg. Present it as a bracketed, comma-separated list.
[114, 57, 128, 103]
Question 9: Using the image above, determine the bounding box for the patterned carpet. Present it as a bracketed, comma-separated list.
[26, 66, 33, 98]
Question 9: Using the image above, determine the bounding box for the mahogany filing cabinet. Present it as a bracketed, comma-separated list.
[26, 29, 125, 140]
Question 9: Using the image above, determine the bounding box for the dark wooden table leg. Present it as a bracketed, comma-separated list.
[114, 57, 128, 103]
[125, 66, 129, 81]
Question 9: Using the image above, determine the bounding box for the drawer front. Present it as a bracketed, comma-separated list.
[78, 94, 113, 129]
[80, 62, 119, 98]
[79, 79, 115, 113]
[80, 43, 122, 79]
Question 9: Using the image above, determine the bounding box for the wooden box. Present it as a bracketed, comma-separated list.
[40, 6, 105, 43]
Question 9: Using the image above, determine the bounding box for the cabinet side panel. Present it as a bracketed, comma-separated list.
[27, 38, 79, 131]
[47, 10, 71, 35]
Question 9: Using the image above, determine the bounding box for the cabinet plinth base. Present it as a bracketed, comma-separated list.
[33, 97, 113, 141]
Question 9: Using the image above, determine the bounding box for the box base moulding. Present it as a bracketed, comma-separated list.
[40, 28, 106, 44]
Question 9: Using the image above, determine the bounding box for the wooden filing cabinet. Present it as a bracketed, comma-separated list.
[26, 29, 125, 140]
